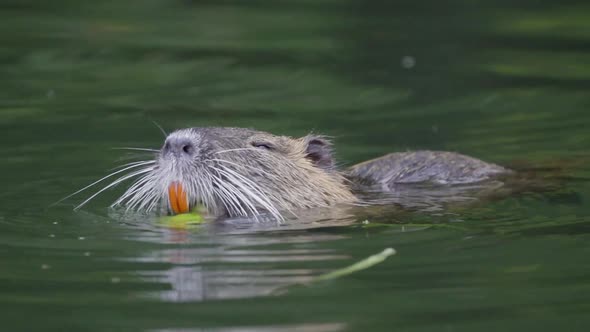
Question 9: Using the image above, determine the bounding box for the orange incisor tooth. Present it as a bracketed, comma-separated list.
[168, 182, 189, 214]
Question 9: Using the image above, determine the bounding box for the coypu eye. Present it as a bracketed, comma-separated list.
[251, 142, 273, 150]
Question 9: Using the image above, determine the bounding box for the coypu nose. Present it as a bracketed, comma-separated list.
[163, 137, 195, 157]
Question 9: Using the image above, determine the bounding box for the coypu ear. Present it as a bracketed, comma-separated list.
[303, 135, 335, 170]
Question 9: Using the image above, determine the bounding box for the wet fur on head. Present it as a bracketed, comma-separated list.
[107, 127, 356, 220]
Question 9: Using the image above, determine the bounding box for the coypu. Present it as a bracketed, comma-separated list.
[69, 127, 511, 221]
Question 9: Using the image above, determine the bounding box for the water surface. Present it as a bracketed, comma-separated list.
[1, 1, 589, 331]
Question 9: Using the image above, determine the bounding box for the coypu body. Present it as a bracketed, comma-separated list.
[347, 151, 508, 189]
[98, 127, 510, 221]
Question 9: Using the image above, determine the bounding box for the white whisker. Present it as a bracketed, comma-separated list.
[112, 147, 160, 153]
[214, 147, 260, 155]
[211, 160, 288, 215]
[209, 171, 259, 218]
[112, 172, 155, 207]
[210, 174, 250, 217]
[74, 167, 153, 210]
[108, 160, 156, 172]
[210, 165, 284, 221]
[211, 158, 271, 177]
[151, 120, 168, 138]
[53, 162, 156, 207]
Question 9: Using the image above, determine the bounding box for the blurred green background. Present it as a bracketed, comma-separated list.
[0, 1, 589, 331]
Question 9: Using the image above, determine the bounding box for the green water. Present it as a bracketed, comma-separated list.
[1, 0, 590, 331]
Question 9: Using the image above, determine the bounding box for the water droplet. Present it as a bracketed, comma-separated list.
[401, 56, 416, 69]
[52, 221, 59, 225]
[49, 234, 55, 238]
[78, 236, 85, 240]
[46, 89, 55, 98]
[111, 277, 121, 284]
[41, 264, 50, 270]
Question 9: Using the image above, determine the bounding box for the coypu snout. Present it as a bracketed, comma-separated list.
[162, 135, 196, 158]
[111, 127, 356, 220]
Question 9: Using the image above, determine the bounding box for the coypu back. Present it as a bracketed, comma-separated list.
[346, 151, 510, 190]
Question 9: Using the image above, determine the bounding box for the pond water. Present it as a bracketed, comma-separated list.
[1, 1, 589, 331]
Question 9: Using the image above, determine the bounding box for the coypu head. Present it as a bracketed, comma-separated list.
[108, 127, 356, 220]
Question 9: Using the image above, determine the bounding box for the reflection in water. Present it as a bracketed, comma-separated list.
[123, 222, 350, 302]
[94, 165, 581, 305]
[114, 177, 551, 302]
[357, 181, 503, 213]
[153, 323, 345, 332]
